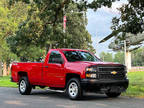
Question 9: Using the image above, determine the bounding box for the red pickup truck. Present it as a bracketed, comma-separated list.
[11, 49, 128, 100]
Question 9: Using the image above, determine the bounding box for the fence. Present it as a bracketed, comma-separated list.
[129, 66, 144, 72]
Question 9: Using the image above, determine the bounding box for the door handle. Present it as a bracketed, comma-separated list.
[44, 66, 48, 68]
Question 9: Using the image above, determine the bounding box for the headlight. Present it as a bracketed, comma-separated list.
[85, 67, 97, 78]
[86, 67, 97, 72]
[86, 73, 97, 78]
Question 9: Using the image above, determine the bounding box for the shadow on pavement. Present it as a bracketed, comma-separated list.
[30, 89, 114, 101]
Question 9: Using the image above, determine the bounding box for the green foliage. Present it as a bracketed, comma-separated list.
[99, 51, 125, 64]
[132, 47, 144, 66]
[0, 0, 28, 62]
[100, 0, 144, 49]
[100, 52, 113, 62]
[0, 39, 18, 63]
[1, 0, 120, 62]
[99, 49, 144, 66]
[113, 51, 124, 64]
[61, 3, 95, 51]
[7, 2, 95, 61]
[111, 0, 144, 37]
[9, 0, 119, 26]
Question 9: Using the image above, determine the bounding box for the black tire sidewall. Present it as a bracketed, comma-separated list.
[106, 92, 121, 98]
[66, 78, 82, 100]
[19, 77, 32, 95]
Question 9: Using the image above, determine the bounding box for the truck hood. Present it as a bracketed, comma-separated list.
[74, 61, 124, 66]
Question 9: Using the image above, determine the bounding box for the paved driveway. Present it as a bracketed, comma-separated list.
[0, 87, 143, 108]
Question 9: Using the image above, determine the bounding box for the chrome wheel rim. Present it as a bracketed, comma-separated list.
[68, 82, 78, 97]
[20, 80, 26, 93]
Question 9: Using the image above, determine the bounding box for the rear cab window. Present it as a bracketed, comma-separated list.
[48, 51, 63, 64]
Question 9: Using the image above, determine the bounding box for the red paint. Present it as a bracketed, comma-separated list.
[11, 49, 122, 88]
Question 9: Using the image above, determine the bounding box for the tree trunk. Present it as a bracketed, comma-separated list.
[7, 66, 10, 76]
[0, 61, 2, 77]
[3, 62, 7, 76]
[125, 51, 132, 71]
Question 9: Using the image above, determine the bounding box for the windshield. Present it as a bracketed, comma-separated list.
[63, 51, 101, 62]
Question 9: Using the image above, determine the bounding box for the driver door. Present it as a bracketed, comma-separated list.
[43, 51, 65, 87]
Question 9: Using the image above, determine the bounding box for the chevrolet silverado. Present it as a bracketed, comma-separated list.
[11, 49, 129, 100]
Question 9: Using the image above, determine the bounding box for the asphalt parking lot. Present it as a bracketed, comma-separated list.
[0, 87, 144, 108]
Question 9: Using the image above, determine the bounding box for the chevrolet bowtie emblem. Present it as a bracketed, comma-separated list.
[111, 71, 117, 75]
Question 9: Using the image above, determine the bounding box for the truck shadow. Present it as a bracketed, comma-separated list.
[30, 89, 117, 101]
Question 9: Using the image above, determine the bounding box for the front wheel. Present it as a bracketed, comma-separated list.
[19, 77, 32, 95]
[106, 92, 121, 98]
[66, 78, 83, 100]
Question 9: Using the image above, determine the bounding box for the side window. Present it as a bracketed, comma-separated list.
[49, 51, 63, 64]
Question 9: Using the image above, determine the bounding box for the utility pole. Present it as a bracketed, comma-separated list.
[63, 6, 66, 48]
[63, 6, 66, 33]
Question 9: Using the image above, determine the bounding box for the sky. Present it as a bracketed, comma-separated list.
[86, 0, 127, 56]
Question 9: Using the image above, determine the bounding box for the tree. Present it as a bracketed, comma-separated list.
[132, 47, 144, 66]
[6, 0, 124, 62]
[0, 0, 29, 75]
[7, 2, 95, 61]
[8, 0, 120, 40]
[100, 52, 113, 62]
[111, 0, 144, 35]
[114, 51, 124, 64]
[0, 0, 28, 63]
[9, 0, 119, 24]
[103, 0, 144, 43]
[99, 0, 144, 45]
[99, 51, 125, 64]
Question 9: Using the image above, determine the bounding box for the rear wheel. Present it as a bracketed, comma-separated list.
[106, 92, 121, 98]
[19, 77, 32, 95]
[66, 78, 83, 100]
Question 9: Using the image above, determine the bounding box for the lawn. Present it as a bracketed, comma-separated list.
[122, 71, 144, 98]
[0, 72, 144, 98]
[0, 76, 17, 88]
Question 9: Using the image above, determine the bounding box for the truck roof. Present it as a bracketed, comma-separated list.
[51, 48, 89, 52]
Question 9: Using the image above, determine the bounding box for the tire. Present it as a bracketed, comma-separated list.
[19, 77, 32, 95]
[106, 92, 121, 98]
[66, 78, 83, 100]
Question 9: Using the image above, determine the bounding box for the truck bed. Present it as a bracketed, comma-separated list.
[11, 62, 43, 84]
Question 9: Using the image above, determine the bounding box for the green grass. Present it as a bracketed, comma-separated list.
[122, 71, 144, 98]
[0, 76, 17, 88]
[0, 72, 144, 98]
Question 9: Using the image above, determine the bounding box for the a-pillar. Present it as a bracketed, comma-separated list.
[125, 51, 132, 71]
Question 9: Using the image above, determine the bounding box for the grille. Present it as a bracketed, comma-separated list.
[97, 65, 125, 80]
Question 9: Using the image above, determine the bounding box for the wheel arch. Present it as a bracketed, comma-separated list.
[65, 73, 81, 88]
[18, 71, 28, 81]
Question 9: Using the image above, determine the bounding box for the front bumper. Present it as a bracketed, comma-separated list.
[81, 79, 129, 93]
